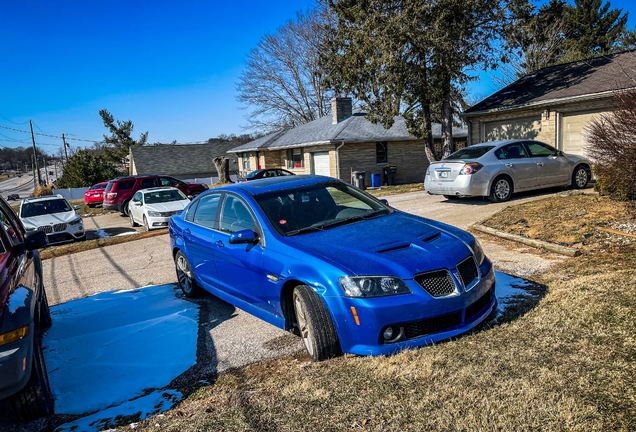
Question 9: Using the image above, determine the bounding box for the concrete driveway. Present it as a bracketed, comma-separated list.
[42, 188, 567, 376]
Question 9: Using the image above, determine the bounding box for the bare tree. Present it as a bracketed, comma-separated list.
[213, 157, 232, 184]
[237, 8, 333, 133]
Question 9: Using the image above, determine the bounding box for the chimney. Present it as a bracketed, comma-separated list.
[331, 97, 352, 124]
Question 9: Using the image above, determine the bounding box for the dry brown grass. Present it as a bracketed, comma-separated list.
[367, 183, 424, 197]
[114, 193, 635, 431]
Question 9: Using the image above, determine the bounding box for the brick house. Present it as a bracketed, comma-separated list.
[228, 97, 467, 186]
[462, 50, 636, 157]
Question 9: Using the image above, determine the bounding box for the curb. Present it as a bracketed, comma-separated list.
[472, 224, 582, 257]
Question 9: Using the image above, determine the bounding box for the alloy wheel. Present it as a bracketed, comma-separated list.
[294, 295, 315, 357]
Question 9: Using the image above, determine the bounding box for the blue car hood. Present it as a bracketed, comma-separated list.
[283, 212, 474, 279]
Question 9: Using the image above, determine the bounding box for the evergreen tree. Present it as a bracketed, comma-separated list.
[57, 150, 120, 188]
[99, 109, 148, 164]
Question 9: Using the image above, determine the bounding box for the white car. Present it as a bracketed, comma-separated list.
[128, 187, 190, 231]
[19, 195, 85, 244]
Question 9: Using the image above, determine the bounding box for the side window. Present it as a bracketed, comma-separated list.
[192, 194, 221, 228]
[160, 177, 179, 187]
[140, 178, 157, 188]
[133, 192, 142, 202]
[185, 199, 199, 222]
[116, 180, 136, 190]
[526, 141, 557, 158]
[220, 195, 256, 234]
[496, 143, 528, 160]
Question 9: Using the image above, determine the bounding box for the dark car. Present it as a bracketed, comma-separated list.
[103, 175, 208, 216]
[0, 197, 52, 420]
[237, 168, 295, 182]
[7, 194, 19, 201]
[170, 175, 495, 362]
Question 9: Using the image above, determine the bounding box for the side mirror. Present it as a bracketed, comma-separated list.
[229, 229, 259, 245]
[187, 195, 194, 200]
[380, 199, 389, 206]
[134, 201, 142, 206]
[73, 205, 81, 210]
[24, 230, 48, 251]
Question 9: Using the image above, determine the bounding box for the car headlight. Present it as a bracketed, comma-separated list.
[147, 211, 162, 217]
[69, 217, 83, 226]
[339, 276, 411, 298]
[472, 238, 485, 265]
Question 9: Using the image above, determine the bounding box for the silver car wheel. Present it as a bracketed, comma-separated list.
[294, 295, 315, 357]
[176, 254, 193, 294]
[575, 168, 589, 188]
[494, 179, 511, 200]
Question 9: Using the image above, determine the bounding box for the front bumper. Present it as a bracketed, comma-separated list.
[146, 215, 172, 230]
[0, 325, 34, 400]
[424, 172, 490, 197]
[328, 262, 496, 356]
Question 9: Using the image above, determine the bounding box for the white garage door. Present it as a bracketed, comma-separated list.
[561, 112, 606, 157]
[484, 116, 542, 141]
[313, 152, 331, 177]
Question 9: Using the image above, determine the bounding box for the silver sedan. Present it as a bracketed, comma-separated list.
[424, 139, 592, 202]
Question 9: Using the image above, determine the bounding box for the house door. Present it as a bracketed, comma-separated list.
[312, 152, 331, 177]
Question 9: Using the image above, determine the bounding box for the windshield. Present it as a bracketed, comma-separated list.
[144, 189, 187, 204]
[245, 171, 260, 179]
[255, 182, 390, 236]
[444, 146, 495, 160]
[21, 199, 72, 218]
[90, 183, 106, 190]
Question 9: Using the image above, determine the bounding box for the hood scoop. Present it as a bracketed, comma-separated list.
[375, 232, 441, 254]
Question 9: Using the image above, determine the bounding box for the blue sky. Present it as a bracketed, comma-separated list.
[0, 0, 634, 155]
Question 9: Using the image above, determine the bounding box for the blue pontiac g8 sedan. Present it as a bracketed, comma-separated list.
[169, 175, 496, 361]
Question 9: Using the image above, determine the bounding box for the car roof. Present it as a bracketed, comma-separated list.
[215, 175, 337, 195]
[22, 194, 67, 203]
[139, 186, 179, 193]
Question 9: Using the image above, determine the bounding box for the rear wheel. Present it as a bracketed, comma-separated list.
[488, 176, 513, 203]
[443, 195, 455, 200]
[9, 337, 54, 421]
[175, 251, 203, 298]
[293, 285, 341, 362]
[572, 165, 590, 189]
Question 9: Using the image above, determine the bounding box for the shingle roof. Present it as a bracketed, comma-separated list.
[464, 51, 636, 115]
[131, 143, 239, 175]
[228, 111, 467, 153]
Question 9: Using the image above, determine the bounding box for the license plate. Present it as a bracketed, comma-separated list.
[438, 171, 449, 179]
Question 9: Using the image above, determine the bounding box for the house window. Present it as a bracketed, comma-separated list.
[376, 142, 388, 164]
[287, 148, 304, 169]
[241, 153, 251, 171]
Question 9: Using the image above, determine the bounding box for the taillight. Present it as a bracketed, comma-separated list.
[459, 162, 483, 175]
[425, 167, 430, 176]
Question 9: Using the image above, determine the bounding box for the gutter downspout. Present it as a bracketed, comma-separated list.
[335, 142, 345, 180]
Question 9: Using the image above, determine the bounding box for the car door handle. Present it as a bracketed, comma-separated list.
[505, 163, 513, 167]
[536, 162, 544, 167]
[184, 228, 191, 235]
[214, 240, 225, 248]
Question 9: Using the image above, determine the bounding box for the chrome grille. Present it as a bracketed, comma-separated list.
[414, 270, 456, 297]
[456, 257, 478, 288]
[53, 223, 67, 232]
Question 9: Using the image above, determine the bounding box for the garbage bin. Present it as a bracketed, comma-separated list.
[352, 170, 366, 189]
[371, 173, 381, 188]
[383, 164, 397, 186]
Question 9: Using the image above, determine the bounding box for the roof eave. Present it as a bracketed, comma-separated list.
[461, 88, 635, 118]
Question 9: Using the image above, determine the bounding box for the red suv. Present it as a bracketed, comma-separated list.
[103, 175, 209, 215]
[0, 197, 53, 421]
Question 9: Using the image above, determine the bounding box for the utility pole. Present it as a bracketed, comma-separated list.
[42, 156, 49, 184]
[29, 120, 42, 186]
[62, 134, 69, 164]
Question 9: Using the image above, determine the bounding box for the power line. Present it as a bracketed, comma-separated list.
[0, 124, 102, 142]
[0, 114, 30, 125]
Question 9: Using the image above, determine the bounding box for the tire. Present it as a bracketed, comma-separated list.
[9, 337, 54, 421]
[443, 195, 455, 200]
[130, 212, 139, 227]
[143, 216, 150, 232]
[572, 165, 590, 189]
[34, 259, 52, 333]
[122, 200, 131, 216]
[175, 251, 203, 298]
[293, 285, 342, 362]
[488, 176, 513, 203]
[87, 204, 95, 208]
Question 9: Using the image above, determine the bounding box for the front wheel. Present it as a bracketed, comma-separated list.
[293, 285, 341, 362]
[175, 251, 203, 298]
[130, 212, 139, 227]
[9, 337, 54, 421]
[143, 216, 150, 232]
[572, 165, 590, 189]
[488, 176, 513, 203]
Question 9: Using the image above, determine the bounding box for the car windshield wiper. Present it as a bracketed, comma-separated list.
[286, 225, 325, 236]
